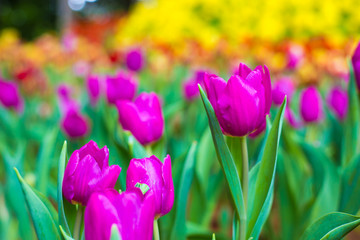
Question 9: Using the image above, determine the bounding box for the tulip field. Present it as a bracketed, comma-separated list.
[1, 0, 360, 240]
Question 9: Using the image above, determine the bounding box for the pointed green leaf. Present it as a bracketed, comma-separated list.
[247, 97, 286, 238]
[58, 141, 71, 236]
[199, 85, 245, 222]
[14, 168, 61, 240]
[170, 142, 197, 240]
[342, 62, 360, 165]
[110, 224, 122, 240]
[301, 212, 360, 240]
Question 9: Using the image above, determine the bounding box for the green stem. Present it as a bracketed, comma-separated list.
[74, 206, 83, 240]
[227, 136, 249, 240]
[145, 145, 153, 156]
[153, 219, 160, 240]
[240, 137, 248, 210]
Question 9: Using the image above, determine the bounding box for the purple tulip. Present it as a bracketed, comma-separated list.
[300, 86, 323, 123]
[272, 77, 295, 106]
[116, 92, 164, 145]
[61, 109, 89, 138]
[351, 41, 360, 89]
[106, 71, 138, 105]
[85, 188, 155, 240]
[126, 48, 144, 72]
[62, 141, 121, 206]
[286, 44, 304, 69]
[183, 70, 206, 101]
[0, 78, 23, 112]
[87, 75, 100, 106]
[126, 155, 174, 218]
[327, 86, 348, 121]
[204, 63, 272, 137]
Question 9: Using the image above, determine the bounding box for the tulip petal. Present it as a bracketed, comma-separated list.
[238, 63, 252, 79]
[203, 73, 226, 112]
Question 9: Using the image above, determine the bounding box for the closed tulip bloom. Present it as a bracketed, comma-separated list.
[126, 48, 144, 72]
[272, 77, 295, 106]
[204, 63, 272, 137]
[87, 75, 100, 106]
[300, 86, 323, 123]
[351, 41, 360, 89]
[327, 86, 348, 121]
[0, 78, 23, 112]
[62, 141, 121, 206]
[116, 92, 164, 145]
[126, 155, 174, 218]
[183, 70, 206, 100]
[84, 188, 155, 240]
[106, 71, 138, 104]
[61, 109, 89, 138]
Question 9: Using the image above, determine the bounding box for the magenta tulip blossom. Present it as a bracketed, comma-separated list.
[116, 92, 164, 145]
[351, 41, 360, 89]
[204, 63, 272, 137]
[183, 70, 206, 100]
[0, 78, 23, 112]
[87, 74, 100, 106]
[106, 71, 138, 104]
[62, 141, 121, 205]
[272, 77, 295, 106]
[61, 108, 89, 138]
[300, 86, 323, 123]
[327, 86, 348, 121]
[126, 155, 174, 218]
[85, 188, 155, 240]
[126, 48, 144, 72]
[286, 44, 304, 69]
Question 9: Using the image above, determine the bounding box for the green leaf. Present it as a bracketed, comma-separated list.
[170, 142, 197, 240]
[59, 226, 74, 240]
[301, 212, 360, 240]
[36, 128, 59, 193]
[14, 168, 61, 240]
[339, 154, 360, 214]
[199, 85, 245, 222]
[58, 141, 71, 236]
[342, 61, 360, 166]
[247, 97, 287, 238]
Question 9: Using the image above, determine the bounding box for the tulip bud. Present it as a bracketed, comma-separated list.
[204, 63, 272, 137]
[327, 86, 348, 121]
[86, 74, 100, 106]
[106, 71, 138, 105]
[61, 109, 89, 138]
[183, 70, 206, 101]
[272, 77, 295, 106]
[286, 44, 304, 69]
[300, 86, 323, 123]
[126, 48, 144, 72]
[84, 188, 155, 240]
[0, 78, 23, 113]
[62, 141, 121, 205]
[126, 155, 174, 218]
[116, 92, 164, 145]
[351, 41, 360, 89]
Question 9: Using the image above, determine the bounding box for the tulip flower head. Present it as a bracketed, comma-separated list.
[85, 188, 155, 240]
[183, 70, 206, 101]
[0, 78, 23, 113]
[62, 141, 121, 205]
[126, 48, 144, 72]
[61, 108, 89, 138]
[300, 86, 323, 123]
[204, 63, 272, 137]
[327, 86, 348, 121]
[126, 155, 174, 218]
[86, 74, 100, 106]
[351, 41, 360, 89]
[106, 71, 138, 105]
[116, 92, 164, 145]
[272, 77, 295, 106]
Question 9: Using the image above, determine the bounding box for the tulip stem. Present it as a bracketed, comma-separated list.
[74, 205, 83, 240]
[153, 219, 160, 240]
[240, 137, 248, 210]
